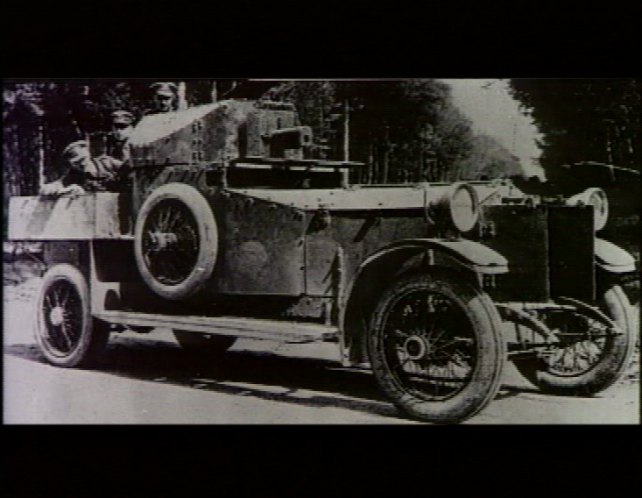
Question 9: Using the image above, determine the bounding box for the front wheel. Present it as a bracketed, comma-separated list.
[514, 285, 636, 395]
[368, 271, 506, 424]
[34, 264, 110, 367]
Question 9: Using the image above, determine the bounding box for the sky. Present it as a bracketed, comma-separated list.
[442, 79, 545, 178]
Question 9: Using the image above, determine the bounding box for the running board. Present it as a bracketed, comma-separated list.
[94, 311, 339, 344]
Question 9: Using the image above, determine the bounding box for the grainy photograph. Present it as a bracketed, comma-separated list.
[3, 79, 639, 424]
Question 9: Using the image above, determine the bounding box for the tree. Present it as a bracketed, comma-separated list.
[265, 79, 477, 183]
[456, 134, 523, 180]
[508, 79, 641, 180]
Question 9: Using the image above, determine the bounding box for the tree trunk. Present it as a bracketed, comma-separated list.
[177, 82, 188, 110]
[381, 127, 390, 184]
[211, 80, 218, 103]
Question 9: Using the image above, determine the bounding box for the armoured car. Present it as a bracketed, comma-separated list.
[8, 98, 638, 423]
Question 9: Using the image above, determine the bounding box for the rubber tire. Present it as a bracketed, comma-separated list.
[134, 183, 218, 301]
[368, 271, 506, 424]
[515, 285, 636, 395]
[34, 264, 110, 368]
[173, 331, 236, 355]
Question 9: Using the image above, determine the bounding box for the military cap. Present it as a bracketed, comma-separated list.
[111, 110, 135, 125]
[61, 140, 89, 161]
[150, 82, 178, 96]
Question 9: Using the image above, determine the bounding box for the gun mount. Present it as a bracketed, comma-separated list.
[128, 99, 362, 192]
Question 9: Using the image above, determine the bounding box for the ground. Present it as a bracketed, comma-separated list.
[3, 259, 639, 424]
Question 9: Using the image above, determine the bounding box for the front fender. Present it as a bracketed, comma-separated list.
[339, 238, 508, 366]
[362, 238, 509, 276]
[595, 238, 636, 273]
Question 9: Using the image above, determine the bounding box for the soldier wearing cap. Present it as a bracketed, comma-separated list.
[39, 140, 128, 197]
[145, 82, 178, 115]
[106, 110, 135, 162]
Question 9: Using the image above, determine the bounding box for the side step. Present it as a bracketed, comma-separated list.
[94, 311, 339, 344]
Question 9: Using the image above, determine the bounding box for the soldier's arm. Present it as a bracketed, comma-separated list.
[95, 154, 124, 173]
[39, 180, 85, 198]
[39, 179, 65, 197]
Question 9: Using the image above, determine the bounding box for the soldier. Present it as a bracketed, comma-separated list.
[106, 110, 135, 162]
[145, 82, 178, 114]
[39, 140, 128, 197]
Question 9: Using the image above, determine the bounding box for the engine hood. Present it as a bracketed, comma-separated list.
[225, 181, 519, 212]
[225, 186, 428, 211]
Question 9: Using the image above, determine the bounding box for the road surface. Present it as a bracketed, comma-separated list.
[3, 275, 639, 424]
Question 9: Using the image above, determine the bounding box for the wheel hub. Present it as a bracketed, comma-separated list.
[49, 306, 65, 327]
[148, 232, 179, 251]
[404, 335, 431, 361]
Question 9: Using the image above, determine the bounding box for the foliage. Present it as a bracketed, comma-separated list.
[266, 79, 487, 183]
[456, 134, 522, 180]
[508, 79, 641, 180]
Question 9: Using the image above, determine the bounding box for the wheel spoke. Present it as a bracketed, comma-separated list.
[450, 346, 473, 362]
[59, 322, 73, 351]
[167, 209, 182, 231]
[60, 287, 70, 307]
[571, 342, 580, 371]
[394, 357, 412, 372]
[52, 288, 60, 307]
[578, 342, 592, 364]
[430, 326, 453, 348]
[409, 373, 468, 383]
[392, 329, 410, 340]
[158, 207, 170, 231]
[432, 337, 473, 351]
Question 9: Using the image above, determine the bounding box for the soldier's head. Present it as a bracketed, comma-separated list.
[111, 110, 135, 142]
[62, 140, 91, 169]
[150, 82, 177, 113]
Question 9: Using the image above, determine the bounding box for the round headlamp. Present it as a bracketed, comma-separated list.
[427, 182, 480, 233]
[566, 187, 609, 231]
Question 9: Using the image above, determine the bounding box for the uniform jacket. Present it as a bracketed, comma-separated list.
[41, 154, 129, 196]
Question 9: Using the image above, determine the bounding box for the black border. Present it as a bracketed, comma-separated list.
[2, 3, 641, 78]
[3, 425, 641, 496]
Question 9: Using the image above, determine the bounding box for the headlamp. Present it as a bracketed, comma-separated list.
[566, 187, 609, 231]
[426, 182, 480, 233]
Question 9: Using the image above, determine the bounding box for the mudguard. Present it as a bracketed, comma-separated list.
[361, 238, 509, 275]
[595, 238, 636, 273]
[339, 238, 509, 365]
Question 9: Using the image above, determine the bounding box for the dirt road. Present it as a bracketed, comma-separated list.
[3, 275, 639, 424]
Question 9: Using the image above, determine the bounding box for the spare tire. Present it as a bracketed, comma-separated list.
[134, 183, 218, 300]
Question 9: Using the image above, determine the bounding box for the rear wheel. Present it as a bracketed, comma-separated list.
[173, 331, 236, 355]
[35, 264, 109, 367]
[514, 285, 636, 395]
[368, 271, 505, 424]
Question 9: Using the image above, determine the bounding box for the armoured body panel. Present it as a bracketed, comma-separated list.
[128, 100, 255, 166]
